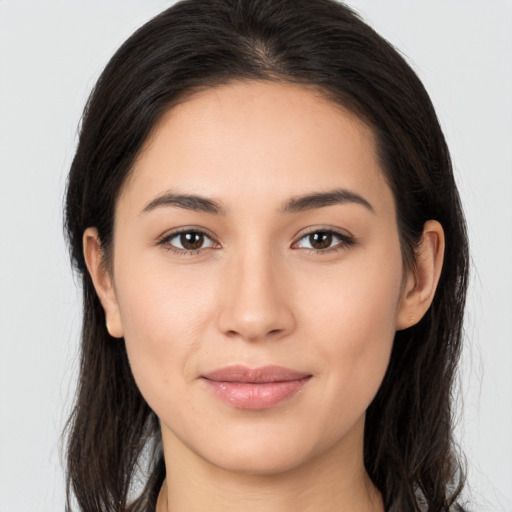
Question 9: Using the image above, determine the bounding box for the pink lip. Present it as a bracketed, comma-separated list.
[201, 365, 312, 410]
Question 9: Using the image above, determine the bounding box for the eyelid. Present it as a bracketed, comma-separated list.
[157, 226, 220, 253]
[291, 226, 356, 252]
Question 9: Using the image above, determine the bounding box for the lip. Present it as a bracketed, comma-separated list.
[201, 365, 312, 410]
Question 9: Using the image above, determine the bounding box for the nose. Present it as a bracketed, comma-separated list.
[217, 246, 296, 342]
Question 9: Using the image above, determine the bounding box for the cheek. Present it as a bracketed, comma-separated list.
[300, 246, 403, 408]
[113, 258, 218, 408]
[304, 244, 403, 336]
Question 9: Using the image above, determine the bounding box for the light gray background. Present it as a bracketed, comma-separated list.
[0, 1, 511, 511]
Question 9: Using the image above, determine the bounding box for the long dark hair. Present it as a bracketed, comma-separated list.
[64, 1, 469, 510]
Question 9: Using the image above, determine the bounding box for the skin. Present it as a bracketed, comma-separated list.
[84, 80, 444, 512]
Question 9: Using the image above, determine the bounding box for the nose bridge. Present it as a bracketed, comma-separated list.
[218, 240, 294, 341]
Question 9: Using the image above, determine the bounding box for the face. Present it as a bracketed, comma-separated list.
[94, 81, 413, 475]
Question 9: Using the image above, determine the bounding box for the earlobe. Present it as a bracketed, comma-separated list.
[396, 220, 445, 330]
[82, 227, 124, 338]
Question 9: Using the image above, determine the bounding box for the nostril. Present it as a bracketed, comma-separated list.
[216, 281, 296, 341]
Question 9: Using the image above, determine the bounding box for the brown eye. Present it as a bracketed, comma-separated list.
[295, 229, 353, 252]
[180, 232, 205, 250]
[309, 232, 333, 249]
[163, 230, 216, 252]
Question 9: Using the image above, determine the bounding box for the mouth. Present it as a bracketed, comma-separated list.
[200, 365, 312, 410]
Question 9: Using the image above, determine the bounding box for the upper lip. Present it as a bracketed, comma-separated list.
[201, 365, 311, 383]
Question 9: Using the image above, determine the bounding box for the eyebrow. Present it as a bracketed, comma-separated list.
[141, 188, 374, 216]
[141, 192, 226, 215]
[281, 189, 374, 213]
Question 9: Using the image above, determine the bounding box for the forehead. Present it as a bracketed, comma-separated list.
[121, 80, 393, 216]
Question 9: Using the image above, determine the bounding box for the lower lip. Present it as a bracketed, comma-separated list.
[202, 377, 311, 410]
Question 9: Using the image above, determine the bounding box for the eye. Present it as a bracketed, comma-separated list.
[160, 229, 217, 253]
[294, 229, 354, 252]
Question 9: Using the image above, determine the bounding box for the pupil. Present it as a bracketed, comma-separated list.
[310, 232, 332, 249]
[180, 232, 204, 250]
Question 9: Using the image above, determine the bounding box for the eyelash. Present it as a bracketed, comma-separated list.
[157, 228, 220, 256]
[293, 228, 355, 254]
[157, 228, 355, 256]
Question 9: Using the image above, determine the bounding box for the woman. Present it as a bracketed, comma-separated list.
[64, 0, 469, 511]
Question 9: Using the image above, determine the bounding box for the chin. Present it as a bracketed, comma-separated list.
[186, 422, 332, 477]
[205, 444, 313, 476]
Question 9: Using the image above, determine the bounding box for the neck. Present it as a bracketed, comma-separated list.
[156, 426, 383, 512]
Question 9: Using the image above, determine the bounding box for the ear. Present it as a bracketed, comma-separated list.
[396, 220, 445, 330]
[82, 227, 124, 338]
